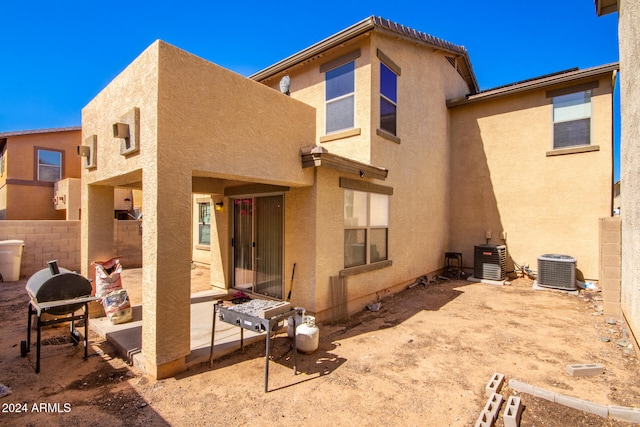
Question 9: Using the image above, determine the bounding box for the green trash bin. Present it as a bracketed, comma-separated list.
[0, 240, 25, 281]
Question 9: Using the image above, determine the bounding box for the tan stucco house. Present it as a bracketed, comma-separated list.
[80, 16, 617, 378]
[0, 127, 81, 220]
[596, 0, 640, 351]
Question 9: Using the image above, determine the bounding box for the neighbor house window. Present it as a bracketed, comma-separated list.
[552, 90, 591, 149]
[380, 62, 397, 135]
[325, 61, 355, 134]
[344, 190, 389, 267]
[37, 149, 62, 182]
[198, 202, 211, 246]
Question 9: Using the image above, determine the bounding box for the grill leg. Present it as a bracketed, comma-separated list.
[209, 304, 217, 368]
[265, 325, 270, 393]
[27, 303, 33, 350]
[84, 303, 89, 359]
[36, 314, 42, 374]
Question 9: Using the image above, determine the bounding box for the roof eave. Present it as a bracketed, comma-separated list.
[249, 17, 375, 82]
[250, 16, 479, 94]
[0, 126, 82, 139]
[595, 0, 618, 16]
[446, 62, 619, 108]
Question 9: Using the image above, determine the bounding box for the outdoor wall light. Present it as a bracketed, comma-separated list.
[114, 108, 140, 156]
[77, 145, 90, 158]
[112, 123, 130, 138]
[79, 134, 97, 169]
[215, 202, 224, 211]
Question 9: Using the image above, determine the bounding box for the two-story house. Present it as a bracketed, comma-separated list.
[0, 127, 81, 220]
[79, 16, 616, 378]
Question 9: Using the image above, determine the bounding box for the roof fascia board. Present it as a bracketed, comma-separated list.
[250, 17, 375, 82]
[0, 126, 82, 138]
[250, 16, 479, 93]
[447, 63, 619, 108]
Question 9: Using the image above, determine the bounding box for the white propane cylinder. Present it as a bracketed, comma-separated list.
[296, 316, 319, 354]
[287, 307, 305, 338]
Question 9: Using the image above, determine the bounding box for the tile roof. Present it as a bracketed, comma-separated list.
[446, 62, 619, 108]
[251, 16, 479, 94]
[0, 126, 81, 138]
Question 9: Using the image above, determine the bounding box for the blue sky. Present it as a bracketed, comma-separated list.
[0, 1, 620, 176]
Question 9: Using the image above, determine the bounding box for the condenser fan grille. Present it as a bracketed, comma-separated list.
[537, 254, 576, 290]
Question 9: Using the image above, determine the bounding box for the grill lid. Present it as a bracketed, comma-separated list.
[26, 266, 92, 304]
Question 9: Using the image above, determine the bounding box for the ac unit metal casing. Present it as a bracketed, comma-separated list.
[474, 244, 507, 281]
[537, 254, 576, 290]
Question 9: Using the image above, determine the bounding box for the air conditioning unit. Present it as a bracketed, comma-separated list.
[474, 244, 507, 281]
[537, 254, 576, 290]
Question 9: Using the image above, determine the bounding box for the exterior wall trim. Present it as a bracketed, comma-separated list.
[339, 177, 393, 195]
[546, 145, 601, 157]
[546, 80, 599, 98]
[319, 49, 361, 73]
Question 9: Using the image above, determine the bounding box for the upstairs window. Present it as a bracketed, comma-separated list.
[37, 149, 62, 182]
[552, 90, 591, 149]
[325, 61, 355, 133]
[380, 62, 397, 135]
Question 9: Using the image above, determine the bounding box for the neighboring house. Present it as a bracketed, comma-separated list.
[79, 16, 616, 379]
[596, 1, 640, 351]
[0, 127, 82, 220]
[0, 127, 143, 221]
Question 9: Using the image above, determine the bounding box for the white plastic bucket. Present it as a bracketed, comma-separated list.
[0, 240, 25, 281]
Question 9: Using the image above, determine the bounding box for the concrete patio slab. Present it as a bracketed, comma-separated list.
[90, 288, 270, 372]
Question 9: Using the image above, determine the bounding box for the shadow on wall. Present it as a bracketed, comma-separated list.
[448, 112, 508, 275]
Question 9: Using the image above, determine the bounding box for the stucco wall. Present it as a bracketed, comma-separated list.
[269, 32, 472, 320]
[3, 130, 81, 220]
[449, 75, 614, 280]
[618, 0, 640, 341]
[0, 220, 141, 279]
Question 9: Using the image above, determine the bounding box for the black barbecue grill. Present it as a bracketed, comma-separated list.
[21, 261, 98, 373]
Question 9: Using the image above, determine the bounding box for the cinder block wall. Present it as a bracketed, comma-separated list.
[0, 220, 142, 279]
[600, 217, 621, 317]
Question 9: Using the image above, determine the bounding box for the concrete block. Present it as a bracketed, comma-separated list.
[554, 394, 609, 417]
[503, 396, 523, 427]
[603, 302, 622, 317]
[566, 363, 604, 377]
[485, 372, 505, 397]
[482, 393, 503, 421]
[474, 410, 494, 427]
[609, 406, 640, 423]
[508, 379, 555, 401]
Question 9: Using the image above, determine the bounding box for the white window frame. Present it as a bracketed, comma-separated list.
[552, 90, 592, 149]
[344, 189, 389, 268]
[325, 61, 355, 134]
[198, 201, 211, 247]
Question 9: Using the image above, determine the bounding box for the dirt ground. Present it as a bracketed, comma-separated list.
[1, 273, 639, 426]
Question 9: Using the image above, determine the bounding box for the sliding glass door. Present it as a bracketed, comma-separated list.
[233, 195, 283, 299]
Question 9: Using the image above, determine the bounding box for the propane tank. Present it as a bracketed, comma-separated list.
[287, 307, 305, 338]
[296, 315, 319, 354]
